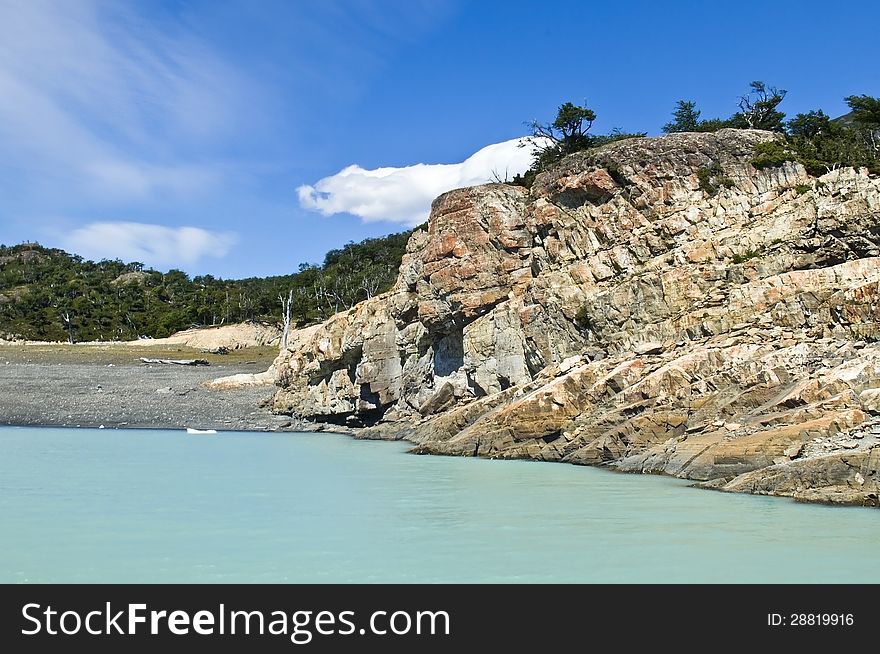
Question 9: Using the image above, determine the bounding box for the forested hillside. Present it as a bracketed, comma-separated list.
[0, 230, 413, 342]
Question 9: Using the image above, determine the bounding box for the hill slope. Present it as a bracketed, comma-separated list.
[0, 232, 411, 342]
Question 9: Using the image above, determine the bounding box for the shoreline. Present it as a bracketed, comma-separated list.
[6, 412, 876, 511]
[0, 343, 290, 433]
[3, 342, 876, 509]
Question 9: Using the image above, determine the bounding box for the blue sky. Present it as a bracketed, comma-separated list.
[0, 0, 878, 278]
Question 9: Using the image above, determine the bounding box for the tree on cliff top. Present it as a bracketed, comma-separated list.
[845, 94, 880, 153]
[526, 101, 597, 168]
[662, 100, 729, 133]
[752, 92, 880, 175]
[728, 81, 787, 131]
[663, 100, 701, 133]
[787, 110, 831, 139]
[514, 101, 644, 187]
[845, 94, 880, 128]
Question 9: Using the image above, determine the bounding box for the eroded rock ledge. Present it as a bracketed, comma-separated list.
[272, 129, 880, 506]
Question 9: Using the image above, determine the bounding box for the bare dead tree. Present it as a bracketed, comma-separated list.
[237, 291, 256, 321]
[331, 278, 345, 313]
[360, 273, 382, 299]
[125, 313, 140, 340]
[336, 273, 362, 310]
[737, 81, 787, 130]
[279, 289, 294, 351]
[60, 311, 74, 344]
[864, 126, 879, 153]
[313, 280, 329, 318]
[490, 167, 511, 183]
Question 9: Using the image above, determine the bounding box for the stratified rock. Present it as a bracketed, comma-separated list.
[272, 129, 880, 505]
[634, 342, 665, 356]
[859, 388, 880, 413]
[714, 448, 880, 507]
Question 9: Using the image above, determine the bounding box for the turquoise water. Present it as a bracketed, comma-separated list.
[1, 426, 878, 583]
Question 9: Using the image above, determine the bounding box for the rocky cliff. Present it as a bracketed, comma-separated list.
[273, 129, 880, 506]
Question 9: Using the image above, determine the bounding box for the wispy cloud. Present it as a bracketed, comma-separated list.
[0, 0, 464, 275]
[63, 222, 238, 269]
[297, 138, 538, 225]
[0, 0, 248, 201]
[82, 161, 219, 200]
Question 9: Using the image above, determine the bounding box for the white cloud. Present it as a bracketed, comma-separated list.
[297, 137, 543, 225]
[63, 222, 238, 269]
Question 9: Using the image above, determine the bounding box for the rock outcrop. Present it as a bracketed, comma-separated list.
[273, 129, 880, 506]
[205, 367, 276, 391]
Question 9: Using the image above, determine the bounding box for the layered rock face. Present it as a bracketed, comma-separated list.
[273, 129, 880, 506]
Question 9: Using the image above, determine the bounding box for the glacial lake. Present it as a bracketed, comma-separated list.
[1, 425, 878, 583]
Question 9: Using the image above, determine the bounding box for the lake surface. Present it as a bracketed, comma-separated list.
[1, 426, 878, 583]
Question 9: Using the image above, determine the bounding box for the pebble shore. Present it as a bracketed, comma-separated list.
[0, 344, 290, 432]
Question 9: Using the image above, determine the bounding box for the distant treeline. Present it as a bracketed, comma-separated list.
[0, 230, 413, 342]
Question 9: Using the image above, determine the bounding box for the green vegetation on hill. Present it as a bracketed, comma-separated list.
[0, 231, 413, 342]
[751, 95, 880, 175]
[515, 82, 879, 186]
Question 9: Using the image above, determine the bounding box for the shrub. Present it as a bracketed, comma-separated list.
[732, 250, 760, 264]
[751, 141, 795, 169]
[697, 161, 733, 194]
[697, 167, 717, 195]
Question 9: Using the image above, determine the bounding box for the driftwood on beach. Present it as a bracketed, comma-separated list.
[139, 357, 210, 366]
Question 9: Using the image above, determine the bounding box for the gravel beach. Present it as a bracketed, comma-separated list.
[0, 343, 292, 431]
